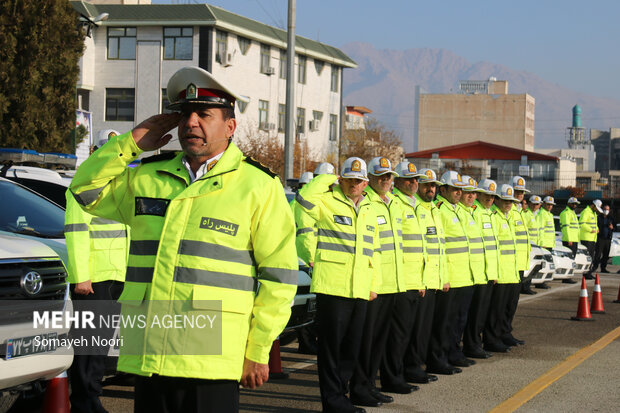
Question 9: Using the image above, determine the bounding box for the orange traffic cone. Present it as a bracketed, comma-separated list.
[42, 371, 70, 413]
[590, 273, 606, 313]
[613, 282, 620, 303]
[571, 276, 594, 321]
[268, 339, 289, 380]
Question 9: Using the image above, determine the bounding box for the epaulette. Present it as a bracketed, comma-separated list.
[472, 205, 477, 210]
[436, 201, 443, 208]
[492, 210, 498, 214]
[244, 157, 277, 178]
[141, 151, 177, 164]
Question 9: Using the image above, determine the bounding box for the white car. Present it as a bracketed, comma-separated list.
[609, 233, 620, 258]
[531, 247, 555, 285]
[551, 242, 575, 281]
[0, 234, 73, 412]
[573, 244, 592, 278]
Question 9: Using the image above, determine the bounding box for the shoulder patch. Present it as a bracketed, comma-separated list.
[141, 151, 177, 164]
[472, 205, 477, 210]
[244, 157, 277, 178]
[436, 201, 443, 208]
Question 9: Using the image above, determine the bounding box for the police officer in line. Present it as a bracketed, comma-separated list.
[351, 157, 412, 408]
[524, 195, 543, 244]
[580, 199, 603, 279]
[295, 157, 380, 413]
[560, 197, 581, 279]
[403, 168, 445, 383]
[464, 179, 499, 359]
[380, 162, 428, 391]
[485, 185, 520, 353]
[510, 177, 534, 294]
[536, 196, 556, 289]
[65, 191, 129, 413]
[70, 66, 298, 413]
[427, 171, 471, 375]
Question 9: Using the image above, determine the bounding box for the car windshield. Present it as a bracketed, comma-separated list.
[0, 180, 65, 238]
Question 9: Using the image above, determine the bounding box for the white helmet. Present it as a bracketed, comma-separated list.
[567, 197, 580, 205]
[529, 195, 542, 204]
[592, 199, 603, 213]
[367, 156, 397, 176]
[97, 129, 120, 147]
[498, 184, 518, 201]
[394, 161, 424, 178]
[511, 176, 530, 193]
[417, 168, 441, 184]
[440, 171, 467, 188]
[478, 179, 498, 195]
[299, 172, 313, 185]
[314, 162, 335, 175]
[460, 175, 479, 192]
[340, 157, 368, 181]
[543, 196, 556, 205]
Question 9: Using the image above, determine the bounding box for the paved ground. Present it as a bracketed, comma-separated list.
[11, 267, 620, 412]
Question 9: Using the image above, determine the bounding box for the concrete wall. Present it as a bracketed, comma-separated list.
[417, 93, 535, 152]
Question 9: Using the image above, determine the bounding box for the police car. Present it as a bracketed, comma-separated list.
[551, 242, 575, 281]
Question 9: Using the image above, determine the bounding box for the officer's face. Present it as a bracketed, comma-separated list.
[496, 199, 513, 214]
[417, 182, 436, 202]
[339, 178, 367, 199]
[529, 203, 541, 211]
[543, 203, 553, 211]
[369, 173, 393, 196]
[394, 177, 418, 196]
[440, 185, 462, 205]
[514, 190, 525, 202]
[569, 203, 578, 210]
[478, 193, 495, 208]
[461, 191, 476, 207]
[178, 107, 236, 160]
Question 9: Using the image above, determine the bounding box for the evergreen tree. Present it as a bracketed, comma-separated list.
[0, 0, 84, 153]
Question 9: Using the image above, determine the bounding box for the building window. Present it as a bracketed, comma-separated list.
[237, 36, 251, 55]
[107, 27, 136, 60]
[279, 49, 287, 79]
[313, 110, 323, 121]
[163, 27, 193, 60]
[161, 89, 173, 114]
[329, 114, 338, 141]
[106, 88, 135, 121]
[278, 104, 286, 132]
[297, 107, 306, 134]
[260, 43, 271, 73]
[215, 30, 227, 64]
[314, 59, 324, 75]
[330, 65, 339, 92]
[298, 55, 306, 84]
[237, 100, 248, 114]
[258, 100, 269, 129]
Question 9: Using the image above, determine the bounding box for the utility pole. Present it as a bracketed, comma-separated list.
[283, 0, 296, 186]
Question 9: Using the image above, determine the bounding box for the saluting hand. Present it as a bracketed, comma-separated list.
[132, 114, 181, 151]
[240, 357, 269, 389]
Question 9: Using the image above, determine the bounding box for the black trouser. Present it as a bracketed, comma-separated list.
[69, 280, 124, 413]
[448, 286, 474, 363]
[483, 283, 511, 347]
[501, 281, 522, 342]
[315, 293, 368, 413]
[134, 375, 239, 413]
[593, 238, 612, 272]
[463, 282, 493, 353]
[582, 240, 596, 275]
[404, 290, 436, 379]
[426, 288, 456, 369]
[562, 241, 578, 257]
[351, 293, 395, 397]
[380, 291, 419, 388]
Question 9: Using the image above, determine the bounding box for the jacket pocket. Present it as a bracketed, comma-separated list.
[192, 285, 253, 315]
[117, 282, 147, 306]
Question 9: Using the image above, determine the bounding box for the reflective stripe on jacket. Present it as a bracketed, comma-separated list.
[414, 194, 446, 290]
[536, 209, 555, 248]
[435, 195, 473, 288]
[460, 203, 486, 284]
[393, 188, 425, 290]
[69, 131, 297, 381]
[559, 207, 579, 242]
[472, 201, 499, 281]
[491, 205, 520, 284]
[510, 204, 532, 271]
[64, 191, 129, 284]
[579, 206, 598, 242]
[523, 209, 540, 244]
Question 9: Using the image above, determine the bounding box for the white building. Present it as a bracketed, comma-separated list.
[72, 1, 356, 163]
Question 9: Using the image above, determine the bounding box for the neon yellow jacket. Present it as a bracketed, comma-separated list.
[459, 203, 486, 285]
[435, 195, 473, 288]
[492, 205, 520, 284]
[69, 131, 298, 381]
[64, 191, 129, 284]
[393, 188, 425, 291]
[579, 206, 598, 242]
[537, 208, 555, 248]
[559, 207, 579, 242]
[472, 201, 499, 281]
[414, 194, 446, 289]
[294, 175, 381, 298]
[523, 208, 540, 244]
[510, 204, 532, 271]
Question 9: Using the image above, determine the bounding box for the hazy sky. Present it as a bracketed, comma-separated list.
[152, 0, 620, 101]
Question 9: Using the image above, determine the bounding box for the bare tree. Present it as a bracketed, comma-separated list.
[339, 117, 403, 168]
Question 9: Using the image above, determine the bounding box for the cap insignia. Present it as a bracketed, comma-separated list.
[351, 160, 361, 172]
[186, 84, 197, 100]
[379, 158, 389, 168]
[408, 163, 416, 173]
[489, 183, 496, 192]
[425, 170, 433, 179]
[507, 188, 513, 196]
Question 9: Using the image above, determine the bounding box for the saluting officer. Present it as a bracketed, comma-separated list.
[70, 66, 298, 413]
[403, 168, 445, 384]
[463, 179, 499, 359]
[295, 157, 380, 413]
[380, 161, 427, 391]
